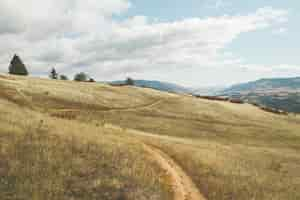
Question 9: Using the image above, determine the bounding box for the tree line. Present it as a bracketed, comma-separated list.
[8, 54, 102, 83]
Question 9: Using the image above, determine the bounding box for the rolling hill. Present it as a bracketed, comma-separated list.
[222, 77, 300, 113]
[110, 79, 191, 94]
[1, 74, 300, 200]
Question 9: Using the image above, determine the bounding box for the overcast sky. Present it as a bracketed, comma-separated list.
[0, 0, 299, 87]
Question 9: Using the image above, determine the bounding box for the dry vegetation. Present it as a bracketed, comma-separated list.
[0, 75, 172, 200]
[1, 74, 300, 199]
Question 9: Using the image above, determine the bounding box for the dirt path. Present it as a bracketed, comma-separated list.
[143, 144, 206, 200]
[103, 99, 164, 112]
[49, 99, 164, 113]
[104, 124, 206, 200]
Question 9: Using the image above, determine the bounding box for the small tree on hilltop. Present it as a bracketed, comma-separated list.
[125, 77, 134, 86]
[49, 67, 58, 79]
[88, 78, 95, 82]
[8, 54, 29, 76]
[74, 72, 88, 82]
[59, 74, 68, 80]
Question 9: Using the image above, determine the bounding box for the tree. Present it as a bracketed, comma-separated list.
[88, 78, 95, 82]
[59, 74, 68, 80]
[74, 72, 88, 82]
[125, 77, 134, 86]
[49, 68, 58, 79]
[8, 54, 28, 76]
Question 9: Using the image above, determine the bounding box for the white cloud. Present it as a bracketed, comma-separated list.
[0, 1, 292, 85]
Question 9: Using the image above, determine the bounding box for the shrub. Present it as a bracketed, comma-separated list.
[125, 77, 134, 86]
[60, 75, 69, 80]
[74, 72, 88, 82]
[88, 78, 95, 82]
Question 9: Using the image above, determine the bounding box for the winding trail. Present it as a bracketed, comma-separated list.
[106, 124, 206, 200]
[49, 99, 164, 113]
[101, 98, 164, 112]
[14, 84, 204, 200]
[143, 144, 206, 200]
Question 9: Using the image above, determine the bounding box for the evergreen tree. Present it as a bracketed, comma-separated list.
[8, 54, 29, 76]
[49, 68, 58, 79]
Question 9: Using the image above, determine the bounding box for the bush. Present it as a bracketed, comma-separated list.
[60, 75, 69, 80]
[125, 77, 134, 86]
[74, 72, 88, 82]
[88, 78, 95, 82]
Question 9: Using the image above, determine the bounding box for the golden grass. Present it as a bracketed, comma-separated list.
[111, 97, 300, 199]
[0, 95, 172, 199]
[1, 74, 300, 199]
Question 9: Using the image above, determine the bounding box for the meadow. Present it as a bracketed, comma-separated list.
[1, 74, 300, 199]
[0, 75, 172, 200]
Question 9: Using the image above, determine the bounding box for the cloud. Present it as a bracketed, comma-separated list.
[72, 6, 289, 76]
[0, 1, 290, 85]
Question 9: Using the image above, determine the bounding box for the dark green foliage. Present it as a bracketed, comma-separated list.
[49, 68, 58, 79]
[60, 74, 69, 80]
[74, 72, 88, 82]
[89, 78, 95, 82]
[125, 77, 134, 86]
[8, 54, 28, 76]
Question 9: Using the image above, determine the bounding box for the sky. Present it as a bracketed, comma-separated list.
[0, 0, 299, 87]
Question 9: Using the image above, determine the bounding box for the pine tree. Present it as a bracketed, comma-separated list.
[8, 54, 29, 76]
[49, 68, 58, 79]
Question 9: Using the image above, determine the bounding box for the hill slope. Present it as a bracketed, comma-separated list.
[110, 79, 191, 94]
[222, 77, 300, 113]
[1, 74, 300, 200]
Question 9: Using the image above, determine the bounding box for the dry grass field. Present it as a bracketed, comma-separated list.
[1, 74, 300, 199]
[0, 75, 173, 200]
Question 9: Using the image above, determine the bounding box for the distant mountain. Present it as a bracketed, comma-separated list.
[222, 77, 300, 113]
[223, 77, 300, 94]
[192, 86, 226, 96]
[110, 80, 191, 94]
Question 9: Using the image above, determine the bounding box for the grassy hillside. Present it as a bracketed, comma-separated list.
[1, 74, 300, 199]
[110, 79, 191, 94]
[0, 75, 173, 200]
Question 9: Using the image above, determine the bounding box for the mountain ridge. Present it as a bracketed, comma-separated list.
[110, 79, 191, 94]
[223, 77, 300, 93]
[221, 76, 300, 113]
